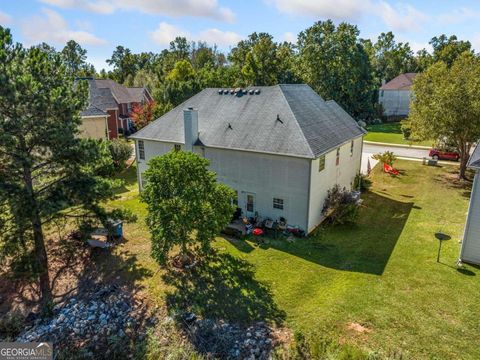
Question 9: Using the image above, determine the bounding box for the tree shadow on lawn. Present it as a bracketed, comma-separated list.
[113, 164, 138, 196]
[162, 252, 285, 325]
[255, 191, 413, 276]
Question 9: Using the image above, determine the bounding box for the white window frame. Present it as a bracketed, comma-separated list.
[273, 198, 284, 210]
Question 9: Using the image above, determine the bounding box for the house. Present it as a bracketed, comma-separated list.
[378, 73, 417, 118]
[130, 84, 366, 234]
[79, 78, 153, 140]
[460, 145, 480, 265]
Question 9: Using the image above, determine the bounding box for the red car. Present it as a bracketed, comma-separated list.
[429, 148, 460, 161]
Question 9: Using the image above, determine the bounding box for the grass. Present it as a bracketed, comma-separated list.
[105, 161, 480, 359]
[365, 122, 433, 147]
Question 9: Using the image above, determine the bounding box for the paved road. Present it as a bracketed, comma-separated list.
[363, 143, 430, 159]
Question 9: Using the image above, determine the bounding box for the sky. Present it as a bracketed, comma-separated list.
[1, 0, 480, 71]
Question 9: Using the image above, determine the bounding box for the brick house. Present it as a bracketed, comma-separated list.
[79, 78, 153, 139]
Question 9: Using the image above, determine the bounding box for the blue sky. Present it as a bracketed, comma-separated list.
[1, 0, 480, 71]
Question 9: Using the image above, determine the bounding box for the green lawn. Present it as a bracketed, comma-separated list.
[365, 123, 433, 147]
[106, 161, 480, 359]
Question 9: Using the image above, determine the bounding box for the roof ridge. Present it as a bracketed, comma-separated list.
[278, 85, 315, 158]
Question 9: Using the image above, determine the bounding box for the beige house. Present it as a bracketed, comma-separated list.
[79, 106, 108, 139]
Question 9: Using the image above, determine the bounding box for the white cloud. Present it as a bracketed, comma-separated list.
[0, 10, 12, 25]
[438, 7, 480, 25]
[40, 0, 235, 22]
[376, 1, 429, 32]
[150, 22, 243, 47]
[150, 22, 190, 46]
[269, 0, 365, 20]
[282, 32, 297, 44]
[198, 28, 243, 46]
[269, 0, 428, 33]
[21, 8, 107, 46]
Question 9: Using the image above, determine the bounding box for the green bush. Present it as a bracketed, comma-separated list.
[0, 311, 25, 340]
[108, 139, 133, 173]
[322, 185, 360, 225]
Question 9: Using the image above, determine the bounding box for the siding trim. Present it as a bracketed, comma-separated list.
[460, 170, 480, 263]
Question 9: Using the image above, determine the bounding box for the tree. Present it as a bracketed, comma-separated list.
[106, 45, 137, 83]
[0, 27, 130, 310]
[141, 151, 235, 265]
[61, 40, 95, 77]
[372, 151, 397, 166]
[363, 32, 415, 84]
[408, 52, 480, 179]
[108, 139, 133, 173]
[130, 101, 157, 130]
[297, 20, 376, 119]
[430, 34, 472, 67]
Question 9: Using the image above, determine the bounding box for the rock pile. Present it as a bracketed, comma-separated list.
[17, 285, 153, 357]
[182, 314, 277, 359]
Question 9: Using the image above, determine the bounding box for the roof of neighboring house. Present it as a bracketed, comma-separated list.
[380, 73, 417, 90]
[94, 79, 136, 104]
[127, 87, 148, 103]
[468, 144, 480, 168]
[80, 104, 107, 117]
[130, 84, 365, 159]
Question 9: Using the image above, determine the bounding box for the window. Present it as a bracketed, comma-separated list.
[127, 103, 132, 113]
[318, 155, 326, 172]
[336, 147, 340, 166]
[380, 90, 384, 97]
[247, 194, 254, 212]
[140, 173, 147, 188]
[174, 144, 181, 151]
[138, 140, 145, 160]
[350, 140, 354, 156]
[273, 198, 284, 210]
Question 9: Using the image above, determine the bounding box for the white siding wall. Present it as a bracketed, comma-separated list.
[379, 89, 412, 116]
[307, 137, 363, 232]
[461, 171, 480, 265]
[202, 147, 310, 230]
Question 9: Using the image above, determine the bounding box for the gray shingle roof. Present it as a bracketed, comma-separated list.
[80, 105, 107, 117]
[130, 84, 365, 159]
[127, 87, 147, 103]
[95, 79, 135, 104]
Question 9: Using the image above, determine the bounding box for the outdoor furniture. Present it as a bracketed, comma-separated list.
[383, 163, 400, 175]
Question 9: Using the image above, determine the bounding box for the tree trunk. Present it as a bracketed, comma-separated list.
[23, 162, 52, 310]
[458, 141, 470, 180]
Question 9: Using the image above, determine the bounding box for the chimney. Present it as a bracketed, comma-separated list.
[183, 107, 198, 152]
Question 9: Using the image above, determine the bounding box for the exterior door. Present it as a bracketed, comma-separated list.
[245, 193, 256, 217]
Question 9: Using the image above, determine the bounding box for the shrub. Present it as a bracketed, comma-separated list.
[354, 173, 371, 191]
[108, 139, 133, 173]
[372, 151, 396, 166]
[401, 121, 411, 139]
[322, 185, 360, 225]
[0, 311, 25, 340]
[372, 118, 383, 125]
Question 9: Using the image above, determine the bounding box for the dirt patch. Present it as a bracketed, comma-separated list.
[346, 322, 372, 334]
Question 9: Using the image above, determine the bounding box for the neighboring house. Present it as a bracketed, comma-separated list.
[130, 84, 365, 234]
[378, 73, 417, 118]
[79, 78, 153, 140]
[460, 144, 480, 265]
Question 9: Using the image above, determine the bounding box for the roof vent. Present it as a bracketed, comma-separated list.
[243, 89, 248, 95]
[255, 89, 261, 95]
[249, 89, 254, 95]
[223, 89, 229, 94]
[218, 89, 223, 94]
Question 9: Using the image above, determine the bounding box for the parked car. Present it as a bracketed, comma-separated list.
[429, 148, 460, 161]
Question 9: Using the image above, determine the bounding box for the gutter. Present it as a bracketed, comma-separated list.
[363, 140, 431, 150]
